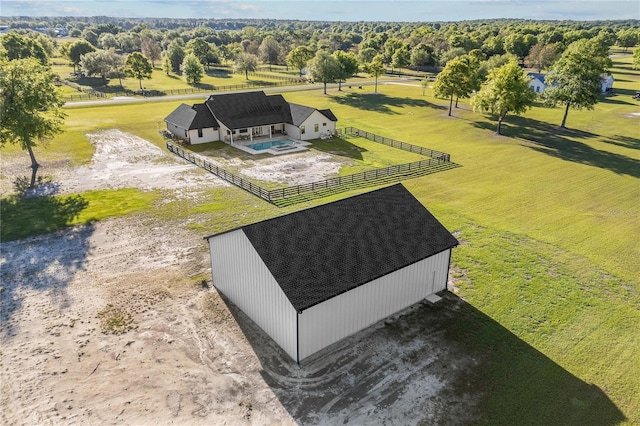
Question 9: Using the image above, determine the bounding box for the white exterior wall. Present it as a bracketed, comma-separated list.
[298, 110, 337, 141]
[284, 123, 301, 140]
[187, 127, 219, 144]
[167, 123, 188, 139]
[208, 230, 298, 360]
[297, 249, 451, 360]
[529, 79, 546, 94]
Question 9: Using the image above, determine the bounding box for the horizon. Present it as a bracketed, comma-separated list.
[2, 0, 639, 23]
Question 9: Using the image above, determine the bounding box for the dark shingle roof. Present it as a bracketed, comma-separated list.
[238, 184, 458, 312]
[164, 103, 218, 130]
[319, 109, 338, 122]
[164, 103, 196, 129]
[289, 103, 315, 126]
[205, 91, 292, 129]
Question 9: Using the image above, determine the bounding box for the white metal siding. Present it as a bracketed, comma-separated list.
[208, 230, 298, 360]
[188, 127, 219, 144]
[297, 249, 451, 360]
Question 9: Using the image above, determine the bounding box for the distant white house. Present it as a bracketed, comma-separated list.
[164, 91, 338, 145]
[601, 74, 614, 93]
[528, 72, 547, 94]
[527, 72, 614, 94]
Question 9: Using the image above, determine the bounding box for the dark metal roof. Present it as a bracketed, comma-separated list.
[239, 184, 459, 312]
[164, 103, 218, 130]
[205, 91, 292, 130]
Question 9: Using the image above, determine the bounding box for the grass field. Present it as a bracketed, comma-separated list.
[2, 52, 638, 423]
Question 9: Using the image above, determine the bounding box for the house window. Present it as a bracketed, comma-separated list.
[198, 128, 203, 137]
[314, 124, 319, 132]
[323, 122, 327, 126]
[301, 126, 305, 135]
[536, 86, 540, 93]
[239, 128, 248, 133]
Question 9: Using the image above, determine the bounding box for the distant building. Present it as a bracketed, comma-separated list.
[527, 72, 614, 94]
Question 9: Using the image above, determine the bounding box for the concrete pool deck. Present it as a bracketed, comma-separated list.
[231, 137, 312, 156]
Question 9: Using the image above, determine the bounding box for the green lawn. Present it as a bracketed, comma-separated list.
[1, 52, 638, 424]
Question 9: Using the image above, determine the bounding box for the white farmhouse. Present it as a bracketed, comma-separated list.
[164, 91, 337, 145]
[205, 184, 459, 363]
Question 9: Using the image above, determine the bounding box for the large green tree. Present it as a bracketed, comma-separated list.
[80, 48, 123, 85]
[166, 39, 185, 74]
[433, 56, 480, 116]
[286, 45, 314, 76]
[68, 39, 95, 73]
[234, 52, 258, 80]
[308, 49, 341, 95]
[258, 35, 281, 71]
[365, 54, 386, 94]
[334, 50, 359, 91]
[181, 53, 204, 85]
[543, 39, 611, 128]
[0, 58, 66, 188]
[124, 52, 152, 90]
[633, 48, 640, 70]
[472, 59, 535, 135]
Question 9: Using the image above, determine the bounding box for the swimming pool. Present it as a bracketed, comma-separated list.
[246, 139, 296, 151]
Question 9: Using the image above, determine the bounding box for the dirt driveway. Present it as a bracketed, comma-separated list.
[0, 130, 478, 425]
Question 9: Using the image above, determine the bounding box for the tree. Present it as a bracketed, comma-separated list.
[421, 77, 430, 96]
[472, 60, 535, 135]
[98, 33, 119, 50]
[0, 58, 66, 188]
[286, 45, 314, 76]
[543, 39, 611, 128]
[166, 39, 185, 73]
[234, 52, 258, 80]
[80, 48, 122, 85]
[334, 50, 359, 91]
[181, 53, 204, 85]
[68, 39, 95, 72]
[365, 54, 386, 94]
[616, 29, 638, 52]
[141, 37, 162, 67]
[0, 32, 48, 65]
[391, 45, 411, 73]
[186, 38, 218, 69]
[633, 48, 640, 70]
[524, 43, 557, 72]
[433, 56, 480, 116]
[124, 52, 152, 90]
[504, 33, 530, 59]
[162, 53, 172, 75]
[258, 35, 281, 71]
[308, 49, 341, 95]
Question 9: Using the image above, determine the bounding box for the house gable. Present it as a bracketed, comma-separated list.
[239, 184, 459, 312]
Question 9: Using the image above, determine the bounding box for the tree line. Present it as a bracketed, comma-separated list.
[1, 17, 639, 187]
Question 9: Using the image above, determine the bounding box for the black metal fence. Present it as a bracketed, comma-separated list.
[166, 129, 454, 205]
[343, 127, 450, 162]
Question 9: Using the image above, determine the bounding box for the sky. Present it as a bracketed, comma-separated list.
[1, 0, 639, 22]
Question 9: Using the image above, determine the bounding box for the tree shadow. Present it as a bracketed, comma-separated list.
[604, 134, 640, 150]
[195, 82, 216, 91]
[0, 193, 94, 339]
[331, 92, 447, 114]
[472, 117, 640, 178]
[206, 69, 232, 79]
[213, 290, 625, 425]
[310, 137, 366, 160]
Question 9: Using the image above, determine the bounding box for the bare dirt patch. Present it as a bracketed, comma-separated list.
[1, 130, 480, 424]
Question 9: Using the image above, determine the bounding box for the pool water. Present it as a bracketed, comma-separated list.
[247, 140, 295, 151]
